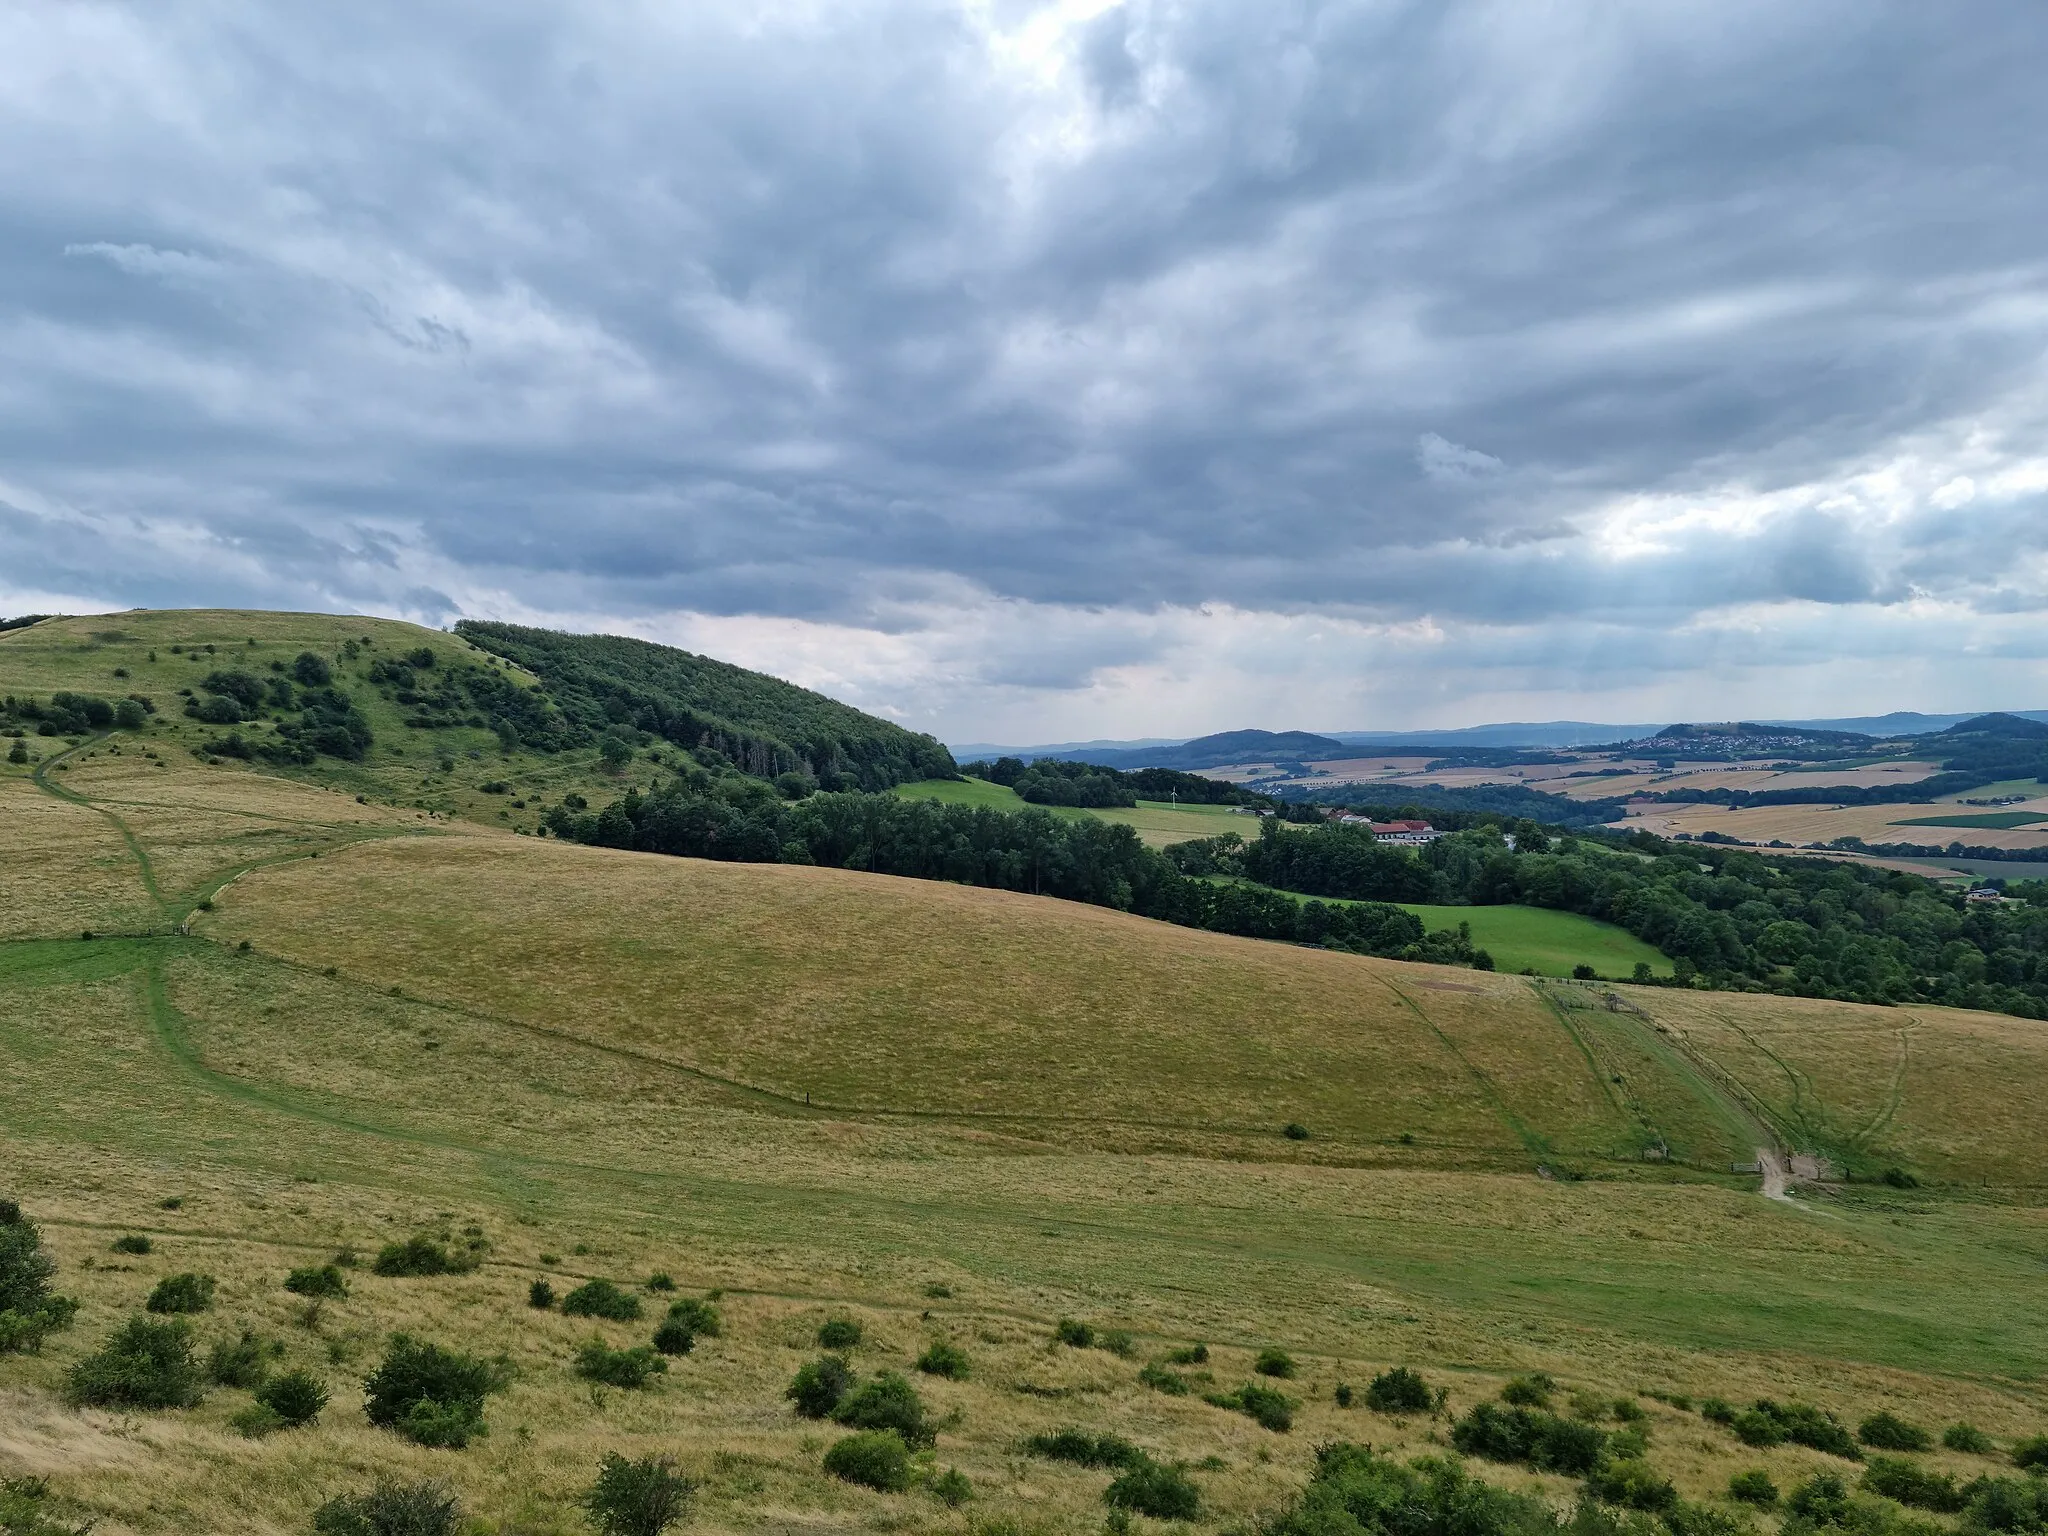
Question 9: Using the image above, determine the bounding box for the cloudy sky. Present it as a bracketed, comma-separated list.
[5, 2, 2047, 745]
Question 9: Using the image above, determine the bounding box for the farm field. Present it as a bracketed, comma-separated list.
[1394, 904, 1675, 980]
[1617, 799, 2048, 850]
[6, 616, 2048, 1533]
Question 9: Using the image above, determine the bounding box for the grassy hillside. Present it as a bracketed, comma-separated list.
[893, 775, 1265, 846]
[1396, 904, 1674, 980]
[3, 613, 2048, 1533]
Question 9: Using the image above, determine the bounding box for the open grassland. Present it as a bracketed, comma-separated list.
[893, 777, 1263, 847]
[1396, 905, 1674, 980]
[5, 676, 2048, 1531]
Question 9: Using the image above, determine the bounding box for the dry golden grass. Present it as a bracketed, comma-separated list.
[1616, 799, 2048, 850]
[0, 775, 159, 936]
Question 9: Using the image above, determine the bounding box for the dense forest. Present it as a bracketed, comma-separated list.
[457, 622, 955, 790]
[961, 756, 1273, 810]
[539, 772, 1484, 967]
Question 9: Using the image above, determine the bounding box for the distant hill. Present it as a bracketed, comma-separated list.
[1047, 728, 1347, 771]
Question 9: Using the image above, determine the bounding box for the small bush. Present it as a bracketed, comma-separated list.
[1099, 1328, 1136, 1358]
[1452, 1402, 1607, 1474]
[1861, 1457, 1961, 1512]
[311, 1479, 462, 1536]
[1255, 1347, 1298, 1378]
[1027, 1429, 1141, 1469]
[145, 1271, 215, 1314]
[372, 1236, 478, 1278]
[1702, 1398, 1735, 1424]
[787, 1355, 856, 1418]
[1787, 1473, 1853, 1528]
[286, 1264, 349, 1300]
[529, 1279, 556, 1310]
[1663, 1501, 1757, 1536]
[1588, 1458, 1677, 1514]
[1283, 1122, 1310, 1141]
[1054, 1318, 1094, 1348]
[562, 1279, 643, 1322]
[256, 1367, 328, 1427]
[111, 1234, 152, 1255]
[1732, 1400, 1860, 1459]
[1335, 1383, 1355, 1408]
[1502, 1373, 1555, 1408]
[0, 1476, 93, 1536]
[1860, 1412, 1932, 1452]
[817, 1317, 863, 1349]
[582, 1453, 694, 1536]
[824, 1429, 911, 1492]
[2012, 1434, 2048, 1471]
[644, 1272, 677, 1292]
[834, 1372, 934, 1448]
[666, 1297, 721, 1335]
[652, 1317, 696, 1356]
[917, 1341, 969, 1379]
[1613, 1397, 1647, 1424]
[1106, 1459, 1201, 1520]
[362, 1334, 507, 1447]
[1365, 1367, 1434, 1414]
[1208, 1383, 1294, 1433]
[1728, 1471, 1779, 1506]
[576, 1340, 667, 1389]
[68, 1315, 205, 1408]
[1166, 1343, 1208, 1365]
[208, 1329, 269, 1388]
[1964, 1475, 2048, 1533]
[929, 1467, 973, 1507]
[1943, 1423, 1994, 1455]
[1139, 1361, 1191, 1396]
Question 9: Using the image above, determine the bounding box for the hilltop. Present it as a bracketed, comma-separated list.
[1, 611, 2046, 1532]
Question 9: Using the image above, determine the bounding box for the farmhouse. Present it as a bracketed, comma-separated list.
[1371, 819, 1444, 846]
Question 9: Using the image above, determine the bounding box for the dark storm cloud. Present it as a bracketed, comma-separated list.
[3, 0, 2047, 724]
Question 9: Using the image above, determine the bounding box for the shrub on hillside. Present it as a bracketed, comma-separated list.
[144, 1271, 215, 1314]
[1785, 1472, 1853, 1528]
[1255, 1347, 1298, 1378]
[651, 1316, 696, 1356]
[528, 1279, 555, 1310]
[1730, 1400, 1860, 1459]
[0, 1476, 93, 1536]
[2012, 1435, 2048, 1471]
[562, 1279, 643, 1321]
[1105, 1459, 1201, 1520]
[786, 1355, 856, 1418]
[1452, 1402, 1607, 1474]
[576, 1340, 667, 1389]
[1257, 1443, 1555, 1536]
[372, 1235, 482, 1278]
[362, 1334, 508, 1448]
[111, 1234, 152, 1255]
[311, 1480, 462, 1536]
[1501, 1374, 1555, 1408]
[817, 1317, 862, 1349]
[1729, 1472, 1779, 1506]
[1860, 1413, 1932, 1452]
[1139, 1360, 1191, 1395]
[1098, 1327, 1136, 1358]
[1943, 1424, 1994, 1455]
[1166, 1343, 1209, 1365]
[207, 1329, 270, 1388]
[917, 1341, 969, 1379]
[1587, 1458, 1678, 1514]
[1365, 1367, 1435, 1414]
[644, 1272, 676, 1292]
[1025, 1429, 1141, 1469]
[1208, 1383, 1295, 1433]
[0, 1203, 76, 1355]
[582, 1454, 694, 1536]
[286, 1264, 349, 1300]
[1053, 1318, 1094, 1348]
[67, 1315, 205, 1408]
[256, 1367, 329, 1428]
[929, 1467, 973, 1507]
[833, 1372, 934, 1447]
[1861, 1457, 1962, 1512]
[824, 1430, 911, 1492]
[666, 1297, 721, 1335]
[1701, 1399, 1735, 1424]
[1963, 1474, 2048, 1533]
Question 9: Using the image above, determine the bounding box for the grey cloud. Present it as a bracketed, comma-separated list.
[3, 0, 2048, 729]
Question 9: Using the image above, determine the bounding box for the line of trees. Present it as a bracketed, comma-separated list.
[539, 774, 1486, 968]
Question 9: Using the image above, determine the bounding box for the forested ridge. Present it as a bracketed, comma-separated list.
[457, 622, 955, 790]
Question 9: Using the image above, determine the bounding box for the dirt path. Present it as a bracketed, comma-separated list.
[1758, 1146, 1794, 1202]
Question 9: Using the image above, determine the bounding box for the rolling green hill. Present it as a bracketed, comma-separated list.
[4, 611, 2048, 1531]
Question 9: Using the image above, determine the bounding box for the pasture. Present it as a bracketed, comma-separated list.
[1395, 904, 1674, 980]
[5, 621, 2048, 1533]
